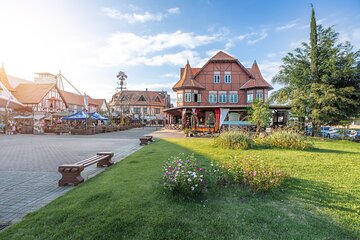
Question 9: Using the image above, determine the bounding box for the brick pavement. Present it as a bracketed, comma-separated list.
[0, 127, 160, 226]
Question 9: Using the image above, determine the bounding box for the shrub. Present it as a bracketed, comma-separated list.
[162, 153, 207, 198]
[222, 155, 287, 192]
[209, 162, 233, 187]
[259, 130, 314, 150]
[214, 131, 254, 150]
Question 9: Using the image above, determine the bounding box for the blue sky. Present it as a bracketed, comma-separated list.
[1, 0, 360, 103]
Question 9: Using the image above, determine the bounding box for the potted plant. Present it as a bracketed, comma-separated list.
[183, 128, 191, 137]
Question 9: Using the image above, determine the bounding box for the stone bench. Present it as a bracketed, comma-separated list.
[58, 152, 114, 186]
[139, 135, 153, 145]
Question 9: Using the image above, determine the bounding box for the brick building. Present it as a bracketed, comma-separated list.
[164, 51, 289, 131]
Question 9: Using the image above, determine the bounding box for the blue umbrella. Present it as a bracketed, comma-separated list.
[90, 112, 109, 121]
[61, 111, 90, 120]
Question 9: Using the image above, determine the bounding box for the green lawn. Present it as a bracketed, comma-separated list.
[1, 138, 359, 240]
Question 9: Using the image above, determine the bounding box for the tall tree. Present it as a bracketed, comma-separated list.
[271, 7, 360, 133]
[310, 4, 319, 83]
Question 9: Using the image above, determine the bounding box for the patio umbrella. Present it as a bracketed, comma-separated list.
[61, 111, 90, 120]
[90, 112, 109, 121]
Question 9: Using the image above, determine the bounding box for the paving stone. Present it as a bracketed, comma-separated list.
[0, 127, 158, 224]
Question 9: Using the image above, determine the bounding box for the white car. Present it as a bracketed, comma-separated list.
[326, 129, 340, 139]
[320, 126, 331, 137]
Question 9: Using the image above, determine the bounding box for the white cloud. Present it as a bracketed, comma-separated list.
[258, 60, 282, 81]
[162, 73, 179, 78]
[237, 30, 268, 44]
[101, 6, 180, 24]
[289, 39, 306, 48]
[102, 7, 163, 23]
[248, 31, 268, 44]
[276, 21, 298, 31]
[87, 31, 217, 67]
[167, 7, 180, 14]
[339, 27, 360, 48]
[267, 53, 277, 58]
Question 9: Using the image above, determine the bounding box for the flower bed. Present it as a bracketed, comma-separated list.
[162, 153, 207, 198]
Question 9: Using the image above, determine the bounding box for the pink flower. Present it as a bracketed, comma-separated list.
[253, 171, 257, 177]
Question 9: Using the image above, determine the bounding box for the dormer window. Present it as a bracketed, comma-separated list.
[138, 95, 146, 101]
[225, 72, 231, 83]
[154, 96, 161, 102]
[214, 72, 220, 83]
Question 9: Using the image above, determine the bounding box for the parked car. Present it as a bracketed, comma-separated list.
[320, 126, 331, 137]
[336, 129, 353, 140]
[349, 130, 360, 142]
[327, 128, 340, 139]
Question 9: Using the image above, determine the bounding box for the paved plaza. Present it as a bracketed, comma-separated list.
[0, 127, 171, 226]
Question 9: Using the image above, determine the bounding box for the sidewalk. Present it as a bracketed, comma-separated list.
[0, 127, 155, 226]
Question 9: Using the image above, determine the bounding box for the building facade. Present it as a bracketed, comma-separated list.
[109, 90, 171, 123]
[164, 51, 289, 131]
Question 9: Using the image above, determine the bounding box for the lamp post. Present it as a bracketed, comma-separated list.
[116, 71, 127, 125]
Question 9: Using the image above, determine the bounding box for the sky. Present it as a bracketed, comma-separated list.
[1, 0, 360, 103]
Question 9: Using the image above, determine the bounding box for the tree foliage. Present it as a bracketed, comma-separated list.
[271, 8, 360, 129]
[248, 100, 272, 133]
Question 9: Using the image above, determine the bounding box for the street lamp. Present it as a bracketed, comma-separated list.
[116, 71, 127, 125]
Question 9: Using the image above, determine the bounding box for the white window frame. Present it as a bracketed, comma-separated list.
[184, 92, 192, 102]
[214, 71, 220, 84]
[224, 71, 231, 83]
[209, 93, 217, 103]
[218, 92, 227, 103]
[256, 92, 264, 101]
[247, 91, 254, 103]
[192, 93, 201, 102]
[177, 93, 183, 102]
[229, 92, 238, 103]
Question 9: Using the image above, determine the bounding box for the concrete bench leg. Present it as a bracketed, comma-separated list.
[58, 165, 84, 186]
[96, 152, 114, 167]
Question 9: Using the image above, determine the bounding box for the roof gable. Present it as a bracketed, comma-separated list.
[210, 51, 236, 61]
[138, 95, 146, 101]
[111, 90, 167, 107]
[13, 83, 57, 104]
[193, 51, 254, 79]
[240, 61, 273, 90]
[0, 67, 15, 92]
[172, 61, 205, 91]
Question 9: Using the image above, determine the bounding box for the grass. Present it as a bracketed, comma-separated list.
[1, 138, 359, 239]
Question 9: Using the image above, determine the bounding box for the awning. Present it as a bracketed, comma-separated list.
[61, 111, 89, 120]
[90, 112, 109, 121]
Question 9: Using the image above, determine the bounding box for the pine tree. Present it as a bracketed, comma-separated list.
[310, 4, 319, 83]
[271, 6, 360, 133]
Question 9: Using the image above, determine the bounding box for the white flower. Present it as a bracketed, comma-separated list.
[188, 178, 192, 182]
[191, 186, 195, 191]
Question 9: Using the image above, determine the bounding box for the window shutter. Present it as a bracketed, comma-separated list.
[197, 94, 201, 102]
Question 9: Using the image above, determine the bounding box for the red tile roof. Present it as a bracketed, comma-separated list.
[59, 90, 85, 106]
[210, 51, 236, 61]
[193, 51, 254, 79]
[13, 83, 56, 104]
[0, 67, 15, 92]
[240, 61, 273, 90]
[173, 61, 205, 91]
[110, 90, 170, 107]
